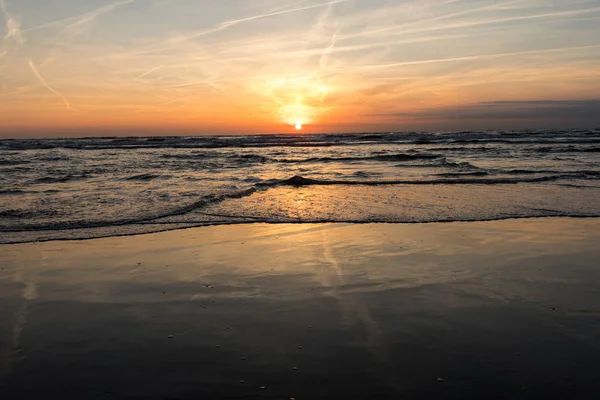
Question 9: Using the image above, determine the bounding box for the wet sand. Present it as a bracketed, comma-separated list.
[1, 219, 600, 399]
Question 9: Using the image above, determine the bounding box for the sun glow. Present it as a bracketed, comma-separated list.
[266, 77, 333, 131]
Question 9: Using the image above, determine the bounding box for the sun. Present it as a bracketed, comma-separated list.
[295, 120, 302, 130]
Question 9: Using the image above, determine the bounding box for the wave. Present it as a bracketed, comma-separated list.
[6, 169, 589, 234]
[536, 146, 600, 153]
[0, 166, 31, 173]
[435, 171, 489, 177]
[0, 209, 43, 219]
[0, 159, 30, 166]
[504, 169, 559, 175]
[124, 173, 169, 181]
[7, 170, 577, 233]
[2, 172, 599, 244]
[352, 171, 383, 178]
[500, 169, 600, 176]
[0, 188, 257, 233]
[160, 152, 212, 160]
[278, 153, 441, 164]
[432, 168, 598, 177]
[3, 130, 600, 150]
[558, 183, 600, 189]
[161, 152, 442, 165]
[451, 139, 600, 146]
[154, 188, 258, 220]
[3, 214, 600, 245]
[258, 174, 584, 187]
[135, 156, 469, 171]
[161, 152, 267, 160]
[34, 174, 90, 184]
[38, 156, 71, 162]
[0, 189, 61, 196]
[223, 154, 270, 164]
[0, 189, 25, 195]
[438, 159, 481, 170]
[2, 129, 599, 245]
[420, 146, 494, 152]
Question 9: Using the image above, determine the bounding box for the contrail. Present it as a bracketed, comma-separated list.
[342, 44, 600, 73]
[66, 0, 136, 29]
[315, 1, 341, 70]
[341, 0, 522, 41]
[320, 27, 339, 69]
[23, 0, 136, 33]
[170, 0, 348, 43]
[403, 6, 600, 37]
[28, 60, 73, 110]
[134, 64, 163, 81]
[167, 77, 224, 91]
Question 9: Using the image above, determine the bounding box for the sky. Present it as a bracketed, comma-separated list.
[1, 0, 600, 137]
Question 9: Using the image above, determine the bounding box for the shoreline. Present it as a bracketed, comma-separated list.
[2, 215, 600, 245]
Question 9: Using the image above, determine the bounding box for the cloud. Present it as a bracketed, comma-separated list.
[28, 60, 73, 110]
[25, 0, 137, 33]
[331, 44, 600, 74]
[367, 100, 600, 121]
[67, 0, 136, 30]
[167, 0, 348, 44]
[1, 0, 24, 49]
[134, 64, 163, 82]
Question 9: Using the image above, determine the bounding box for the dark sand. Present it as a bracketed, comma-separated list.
[1, 219, 600, 399]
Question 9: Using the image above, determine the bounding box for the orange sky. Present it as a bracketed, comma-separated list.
[2, 0, 600, 137]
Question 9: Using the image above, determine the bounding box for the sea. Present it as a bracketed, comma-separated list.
[1, 129, 599, 244]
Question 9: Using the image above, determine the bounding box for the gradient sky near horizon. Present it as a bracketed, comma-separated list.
[1, 0, 600, 137]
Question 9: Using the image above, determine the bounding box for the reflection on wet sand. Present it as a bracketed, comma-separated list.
[0, 260, 38, 385]
[1, 219, 600, 399]
[319, 228, 401, 392]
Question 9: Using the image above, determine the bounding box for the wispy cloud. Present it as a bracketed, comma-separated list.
[167, 0, 348, 44]
[333, 44, 600, 73]
[134, 64, 163, 82]
[68, 0, 136, 30]
[51, 0, 136, 48]
[1, 0, 24, 56]
[28, 60, 73, 110]
[25, 0, 137, 34]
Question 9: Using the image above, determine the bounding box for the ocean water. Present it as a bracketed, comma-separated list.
[1, 130, 599, 244]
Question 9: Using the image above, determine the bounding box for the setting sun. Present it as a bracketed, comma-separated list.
[295, 120, 302, 130]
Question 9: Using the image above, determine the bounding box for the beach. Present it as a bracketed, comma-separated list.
[3, 0, 600, 398]
[2, 218, 600, 399]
